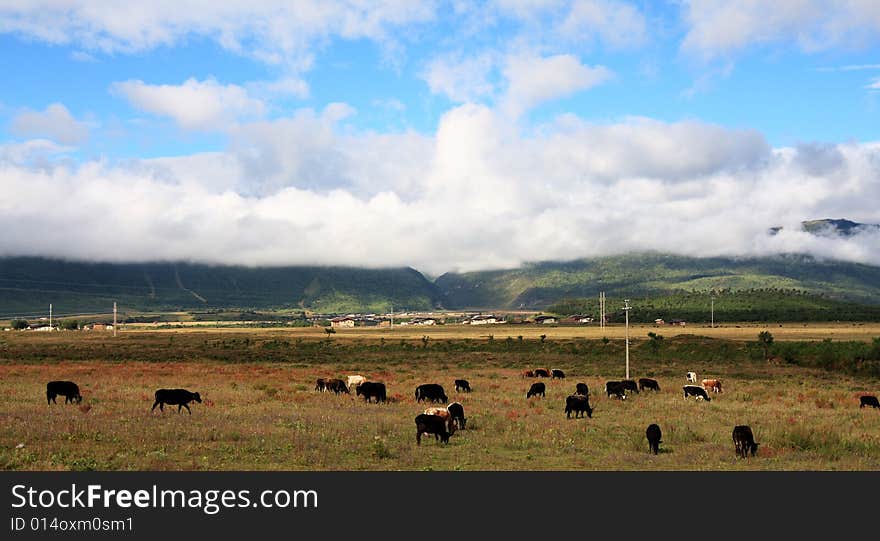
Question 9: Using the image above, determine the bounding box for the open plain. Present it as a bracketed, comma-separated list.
[2, 325, 880, 471]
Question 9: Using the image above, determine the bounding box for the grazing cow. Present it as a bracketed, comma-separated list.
[447, 402, 467, 429]
[415, 383, 448, 403]
[564, 394, 593, 419]
[732, 425, 759, 458]
[534, 368, 551, 378]
[415, 414, 453, 445]
[605, 381, 627, 400]
[701, 378, 723, 393]
[522, 370, 535, 378]
[346, 375, 367, 390]
[356, 381, 387, 403]
[646, 424, 662, 455]
[325, 378, 350, 395]
[686, 372, 697, 383]
[551, 369, 566, 379]
[575, 383, 589, 396]
[620, 379, 640, 394]
[683, 385, 711, 401]
[638, 378, 660, 392]
[859, 395, 880, 409]
[314, 378, 327, 392]
[46, 381, 82, 405]
[455, 379, 471, 393]
[424, 406, 455, 432]
[151, 389, 202, 414]
[527, 382, 546, 398]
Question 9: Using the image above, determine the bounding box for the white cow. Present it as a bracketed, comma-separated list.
[346, 375, 367, 390]
[686, 372, 697, 383]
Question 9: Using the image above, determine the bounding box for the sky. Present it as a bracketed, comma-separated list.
[1, 0, 880, 274]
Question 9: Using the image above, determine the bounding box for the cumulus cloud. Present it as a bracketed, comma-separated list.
[423, 52, 498, 103]
[9, 103, 89, 145]
[3, 106, 880, 273]
[681, 0, 880, 58]
[867, 77, 880, 89]
[560, 0, 647, 48]
[111, 78, 266, 131]
[501, 53, 612, 116]
[0, 1, 436, 69]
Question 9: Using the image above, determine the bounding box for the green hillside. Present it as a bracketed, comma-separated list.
[0, 257, 440, 317]
[435, 253, 880, 309]
[547, 289, 880, 323]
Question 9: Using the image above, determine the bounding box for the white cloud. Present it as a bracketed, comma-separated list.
[423, 52, 498, 103]
[111, 78, 266, 131]
[9, 103, 89, 145]
[501, 53, 612, 116]
[867, 77, 880, 89]
[0, 1, 437, 69]
[560, 0, 647, 49]
[3, 107, 880, 273]
[681, 0, 880, 58]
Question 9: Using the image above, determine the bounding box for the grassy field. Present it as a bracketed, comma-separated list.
[2, 327, 880, 471]
[124, 321, 880, 342]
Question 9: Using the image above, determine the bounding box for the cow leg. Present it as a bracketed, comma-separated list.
[151, 401, 159, 412]
[184, 403, 192, 414]
[416, 430, 421, 446]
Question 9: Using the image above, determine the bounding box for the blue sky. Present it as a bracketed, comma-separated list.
[1, 1, 880, 272]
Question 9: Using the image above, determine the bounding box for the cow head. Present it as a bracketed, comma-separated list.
[193, 392, 202, 403]
[74, 394, 83, 404]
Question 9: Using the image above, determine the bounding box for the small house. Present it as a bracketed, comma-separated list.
[330, 316, 356, 328]
[533, 315, 558, 324]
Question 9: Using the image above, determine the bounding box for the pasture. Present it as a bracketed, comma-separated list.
[1, 328, 880, 470]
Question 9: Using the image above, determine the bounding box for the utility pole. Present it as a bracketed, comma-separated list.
[390, 301, 393, 329]
[599, 292, 606, 329]
[49, 303, 52, 330]
[711, 297, 715, 329]
[624, 300, 630, 379]
[113, 302, 117, 338]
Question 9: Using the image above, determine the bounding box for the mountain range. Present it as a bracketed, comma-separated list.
[2, 219, 879, 317]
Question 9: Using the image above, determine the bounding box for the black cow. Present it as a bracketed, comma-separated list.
[151, 389, 201, 414]
[732, 425, 759, 458]
[646, 424, 662, 455]
[620, 379, 639, 394]
[46, 381, 82, 405]
[859, 395, 880, 408]
[357, 381, 387, 403]
[551, 369, 566, 379]
[415, 383, 448, 403]
[575, 383, 589, 396]
[415, 414, 453, 445]
[455, 379, 471, 393]
[565, 394, 593, 419]
[638, 378, 660, 392]
[605, 381, 626, 400]
[683, 385, 711, 401]
[447, 402, 467, 429]
[533, 368, 550, 378]
[527, 382, 546, 398]
[314, 378, 327, 392]
[325, 378, 350, 395]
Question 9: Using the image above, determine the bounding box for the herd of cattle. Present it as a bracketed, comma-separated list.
[45, 367, 880, 459]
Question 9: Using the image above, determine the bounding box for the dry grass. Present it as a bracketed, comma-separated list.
[123, 321, 880, 342]
[1, 329, 880, 471]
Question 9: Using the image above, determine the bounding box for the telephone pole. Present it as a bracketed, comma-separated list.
[711, 297, 715, 329]
[623, 299, 631, 380]
[113, 302, 117, 338]
[49, 303, 52, 330]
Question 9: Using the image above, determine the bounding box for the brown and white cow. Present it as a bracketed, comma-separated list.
[701, 378, 723, 393]
[424, 406, 456, 432]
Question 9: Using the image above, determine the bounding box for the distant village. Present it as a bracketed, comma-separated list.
[4, 311, 690, 331]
